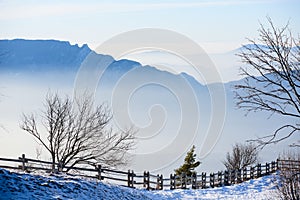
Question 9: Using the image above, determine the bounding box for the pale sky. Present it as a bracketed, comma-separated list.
[0, 0, 299, 53]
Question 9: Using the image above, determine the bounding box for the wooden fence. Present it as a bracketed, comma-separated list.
[0, 154, 298, 190]
[277, 159, 300, 171]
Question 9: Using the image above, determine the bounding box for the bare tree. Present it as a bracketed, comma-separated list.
[235, 17, 300, 147]
[21, 93, 135, 171]
[275, 151, 300, 200]
[223, 143, 259, 170]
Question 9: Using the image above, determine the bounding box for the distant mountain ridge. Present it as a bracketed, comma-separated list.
[0, 39, 91, 71]
[0, 39, 201, 86]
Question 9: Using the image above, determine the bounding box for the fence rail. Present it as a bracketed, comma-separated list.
[0, 154, 298, 190]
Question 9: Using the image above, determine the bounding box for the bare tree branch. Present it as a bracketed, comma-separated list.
[235, 17, 300, 147]
[21, 92, 136, 172]
[223, 143, 259, 170]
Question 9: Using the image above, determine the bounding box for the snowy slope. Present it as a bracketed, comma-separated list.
[0, 168, 150, 200]
[0, 168, 278, 200]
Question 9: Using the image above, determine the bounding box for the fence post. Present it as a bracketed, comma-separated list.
[237, 169, 242, 183]
[250, 167, 254, 179]
[272, 161, 277, 173]
[271, 161, 276, 172]
[230, 170, 236, 184]
[265, 163, 270, 175]
[160, 174, 163, 190]
[58, 161, 63, 172]
[191, 173, 197, 189]
[19, 154, 27, 171]
[143, 171, 147, 188]
[271, 161, 274, 172]
[96, 165, 102, 180]
[156, 174, 160, 190]
[155, 174, 163, 190]
[201, 172, 206, 189]
[209, 173, 214, 188]
[128, 170, 131, 187]
[242, 168, 246, 181]
[170, 174, 175, 190]
[181, 173, 187, 189]
[147, 171, 150, 190]
[224, 170, 229, 186]
[128, 170, 134, 188]
[170, 174, 173, 190]
[257, 164, 261, 178]
[132, 170, 136, 188]
[143, 171, 150, 190]
[217, 171, 222, 187]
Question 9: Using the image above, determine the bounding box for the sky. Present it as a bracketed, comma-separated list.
[0, 0, 299, 54]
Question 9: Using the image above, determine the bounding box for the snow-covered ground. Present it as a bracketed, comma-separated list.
[0, 168, 279, 200]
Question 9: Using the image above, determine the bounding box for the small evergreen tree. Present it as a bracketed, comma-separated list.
[174, 145, 201, 176]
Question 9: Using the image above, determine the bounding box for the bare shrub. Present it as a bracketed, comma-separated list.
[223, 143, 259, 170]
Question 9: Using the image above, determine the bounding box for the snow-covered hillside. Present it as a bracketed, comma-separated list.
[0, 168, 278, 200]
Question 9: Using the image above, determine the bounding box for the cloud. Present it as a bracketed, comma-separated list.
[0, 4, 90, 20]
[0, 0, 274, 20]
